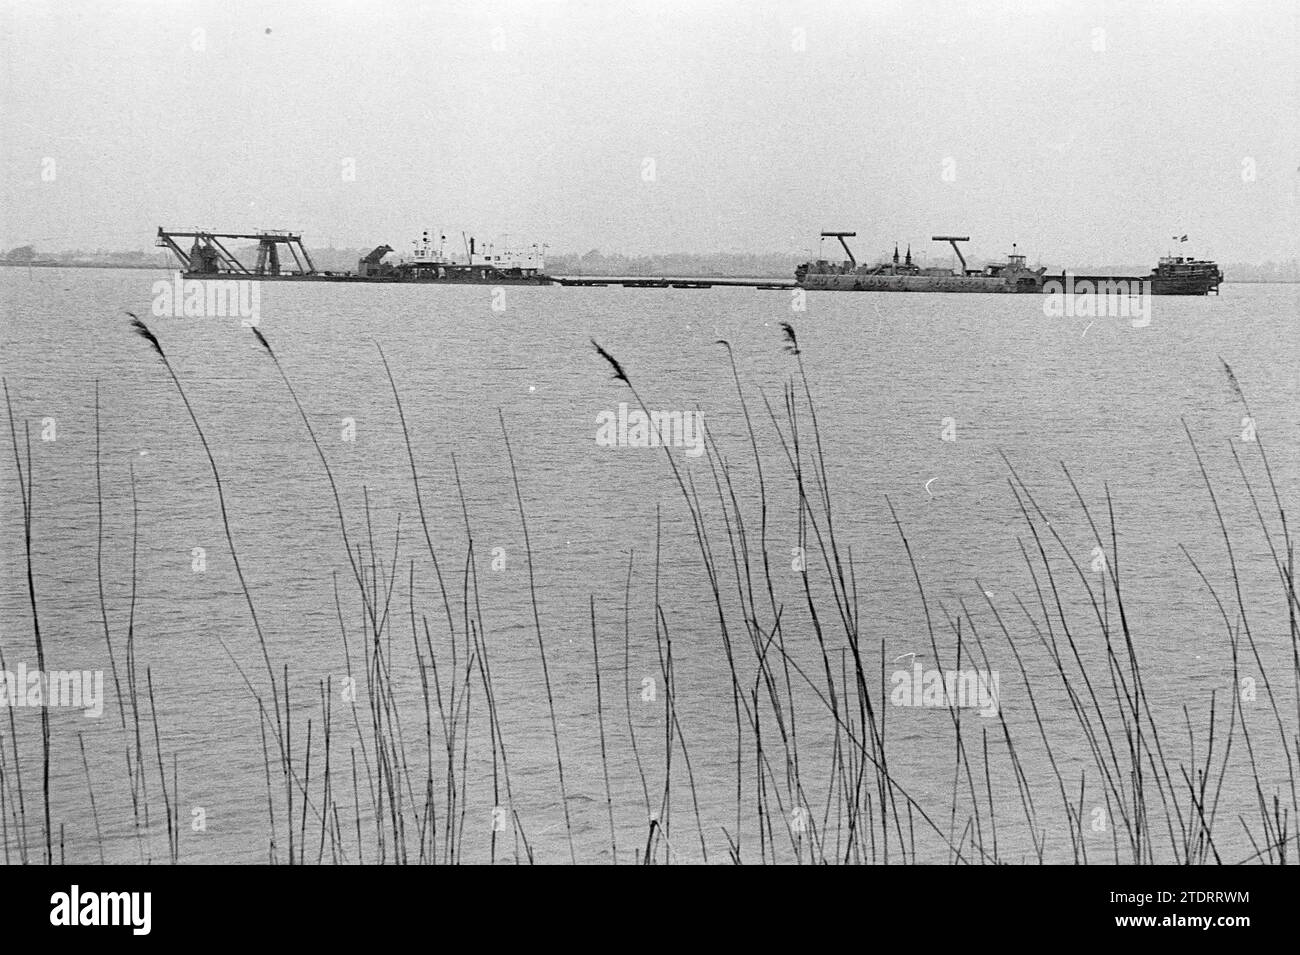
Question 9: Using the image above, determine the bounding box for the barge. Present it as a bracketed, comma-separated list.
[797, 234, 1046, 292]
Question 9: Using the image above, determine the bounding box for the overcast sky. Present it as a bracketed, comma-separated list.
[1, 0, 1295, 263]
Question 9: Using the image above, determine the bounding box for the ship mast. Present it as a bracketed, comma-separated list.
[932, 236, 970, 273]
[820, 231, 857, 267]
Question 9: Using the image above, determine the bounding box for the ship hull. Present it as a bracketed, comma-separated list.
[1150, 276, 1221, 295]
[799, 274, 1040, 293]
[181, 271, 553, 285]
[803, 272, 1223, 295]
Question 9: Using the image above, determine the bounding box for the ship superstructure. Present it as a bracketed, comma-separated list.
[1149, 254, 1223, 295]
[387, 230, 549, 282]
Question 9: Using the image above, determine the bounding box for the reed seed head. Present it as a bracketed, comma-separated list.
[126, 312, 164, 359]
[780, 322, 800, 355]
[591, 339, 629, 384]
[251, 326, 273, 355]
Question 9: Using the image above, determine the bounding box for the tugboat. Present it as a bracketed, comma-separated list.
[796, 233, 1046, 292]
[1148, 254, 1223, 295]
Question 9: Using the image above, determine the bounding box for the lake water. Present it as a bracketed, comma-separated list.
[1, 267, 1297, 864]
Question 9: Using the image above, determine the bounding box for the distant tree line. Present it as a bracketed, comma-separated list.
[2, 245, 172, 267]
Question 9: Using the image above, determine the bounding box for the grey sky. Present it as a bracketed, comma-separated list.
[1, 0, 1296, 263]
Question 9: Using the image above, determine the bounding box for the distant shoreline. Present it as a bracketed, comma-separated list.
[0, 261, 173, 271]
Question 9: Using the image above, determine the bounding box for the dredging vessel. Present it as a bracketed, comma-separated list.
[796, 233, 1047, 293]
[156, 228, 552, 284]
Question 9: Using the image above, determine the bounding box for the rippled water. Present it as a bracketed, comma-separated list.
[1, 267, 1297, 863]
